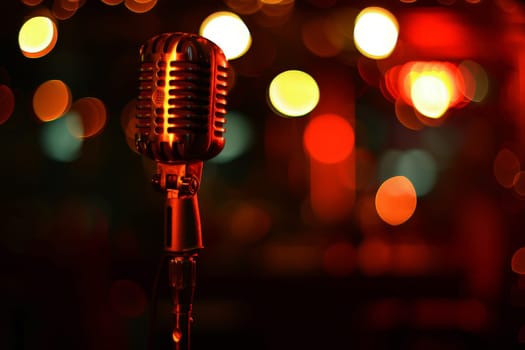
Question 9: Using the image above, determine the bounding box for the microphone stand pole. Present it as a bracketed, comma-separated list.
[153, 162, 204, 350]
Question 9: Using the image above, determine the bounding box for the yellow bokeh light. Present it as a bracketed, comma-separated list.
[411, 73, 451, 119]
[353, 7, 399, 59]
[200, 11, 252, 60]
[18, 16, 58, 59]
[268, 70, 320, 117]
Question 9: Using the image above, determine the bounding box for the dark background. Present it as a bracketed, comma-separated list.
[1, 0, 525, 349]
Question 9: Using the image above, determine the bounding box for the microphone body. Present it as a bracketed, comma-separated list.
[135, 32, 228, 253]
[134, 32, 228, 350]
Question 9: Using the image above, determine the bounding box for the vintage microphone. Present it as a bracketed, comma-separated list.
[134, 32, 228, 350]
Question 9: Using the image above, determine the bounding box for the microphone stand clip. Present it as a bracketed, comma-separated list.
[153, 161, 204, 350]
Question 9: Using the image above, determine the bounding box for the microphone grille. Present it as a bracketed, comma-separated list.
[135, 32, 228, 162]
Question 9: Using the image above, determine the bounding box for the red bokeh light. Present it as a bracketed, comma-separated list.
[303, 113, 355, 164]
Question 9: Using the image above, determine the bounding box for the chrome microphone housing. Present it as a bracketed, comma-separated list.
[135, 32, 228, 163]
[134, 32, 229, 253]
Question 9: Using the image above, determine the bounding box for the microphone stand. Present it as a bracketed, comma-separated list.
[153, 162, 204, 350]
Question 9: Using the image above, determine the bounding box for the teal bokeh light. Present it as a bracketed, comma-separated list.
[378, 148, 437, 197]
[211, 111, 253, 164]
[40, 112, 83, 162]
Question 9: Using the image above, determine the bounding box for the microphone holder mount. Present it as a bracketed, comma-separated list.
[153, 161, 204, 350]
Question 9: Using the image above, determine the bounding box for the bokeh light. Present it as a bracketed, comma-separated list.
[268, 70, 320, 117]
[0, 85, 15, 125]
[18, 16, 58, 59]
[357, 237, 392, 275]
[224, 0, 262, 15]
[384, 61, 467, 120]
[33, 80, 72, 122]
[322, 242, 356, 277]
[303, 113, 354, 164]
[256, 0, 295, 27]
[396, 149, 438, 197]
[124, 0, 157, 13]
[301, 15, 345, 58]
[101, 0, 124, 5]
[52, 0, 80, 20]
[493, 147, 520, 189]
[378, 149, 402, 183]
[411, 73, 451, 119]
[69, 97, 107, 138]
[353, 7, 399, 59]
[375, 176, 417, 225]
[458, 60, 489, 103]
[200, 11, 252, 60]
[392, 242, 432, 276]
[513, 171, 525, 198]
[21, 0, 44, 5]
[121, 99, 139, 154]
[227, 201, 272, 244]
[394, 99, 425, 131]
[512, 247, 525, 274]
[211, 111, 253, 163]
[40, 112, 83, 162]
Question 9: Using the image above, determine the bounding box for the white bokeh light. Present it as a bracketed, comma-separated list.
[353, 7, 399, 59]
[200, 11, 252, 60]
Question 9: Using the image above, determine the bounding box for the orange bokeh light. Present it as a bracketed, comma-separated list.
[0, 85, 15, 125]
[513, 171, 525, 197]
[493, 148, 520, 188]
[21, 0, 44, 5]
[101, 0, 124, 4]
[301, 16, 344, 58]
[70, 97, 107, 138]
[52, 0, 80, 20]
[229, 202, 272, 243]
[375, 176, 417, 226]
[124, 0, 157, 13]
[303, 113, 355, 164]
[322, 242, 356, 277]
[33, 80, 72, 122]
[224, 0, 263, 15]
[512, 247, 525, 274]
[357, 237, 392, 276]
[394, 98, 425, 131]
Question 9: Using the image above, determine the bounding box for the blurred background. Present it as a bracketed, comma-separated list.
[2, 0, 525, 349]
